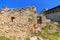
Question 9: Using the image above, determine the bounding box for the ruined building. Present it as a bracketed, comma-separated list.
[0, 6, 47, 39]
[0, 6, 46, 25]
[0, 5, 60, 40]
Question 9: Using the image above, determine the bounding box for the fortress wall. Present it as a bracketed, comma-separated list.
[0, 6, 37, 26]
[0, 6, 48, 38]
[0, 6, 38, 38]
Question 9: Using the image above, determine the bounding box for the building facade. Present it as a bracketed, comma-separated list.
[44, 6, 60, 23]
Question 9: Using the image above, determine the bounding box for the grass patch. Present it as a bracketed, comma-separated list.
[42, 26, 49, 33]
[42, 23, 59, 40]
[25, 37, 30, 40]
[35, 31, 41, 36]
[0, 36, 11, 40]
[48, 32, 59, 39]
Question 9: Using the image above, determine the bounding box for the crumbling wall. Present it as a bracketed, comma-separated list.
[0, 6, 38, 38]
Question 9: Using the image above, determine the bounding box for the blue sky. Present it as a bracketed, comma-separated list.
[0, 0, 60, 13]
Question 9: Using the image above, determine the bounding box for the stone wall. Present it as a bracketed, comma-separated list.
[0, 6, 47, 40]
[0, 6, 39, 38]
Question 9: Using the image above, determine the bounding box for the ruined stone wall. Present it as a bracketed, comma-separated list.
[1, 6, 37, 25]
[0, 6, 47, 40]
[0, 6, 38, 38]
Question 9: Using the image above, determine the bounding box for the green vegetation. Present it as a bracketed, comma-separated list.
[35, 31, 41, 36]
[48, 32, 59, 39]
[37, 37, 40, 40]
[42, 21, 60, 40]
[25, 37, 30, 40]
[42, 26, 49, 33]
[0, 36, 11, 40]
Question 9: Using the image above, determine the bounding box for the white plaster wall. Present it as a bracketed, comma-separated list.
[45, 12, 60, 21]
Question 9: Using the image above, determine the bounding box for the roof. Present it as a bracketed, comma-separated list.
[44, 5, 60, 13]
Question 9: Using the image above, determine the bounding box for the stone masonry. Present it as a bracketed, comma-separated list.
[0, 6, 47, 39]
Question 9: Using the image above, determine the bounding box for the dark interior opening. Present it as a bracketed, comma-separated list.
[11, 17, 15, 22]
[37, 16, 42, 24]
